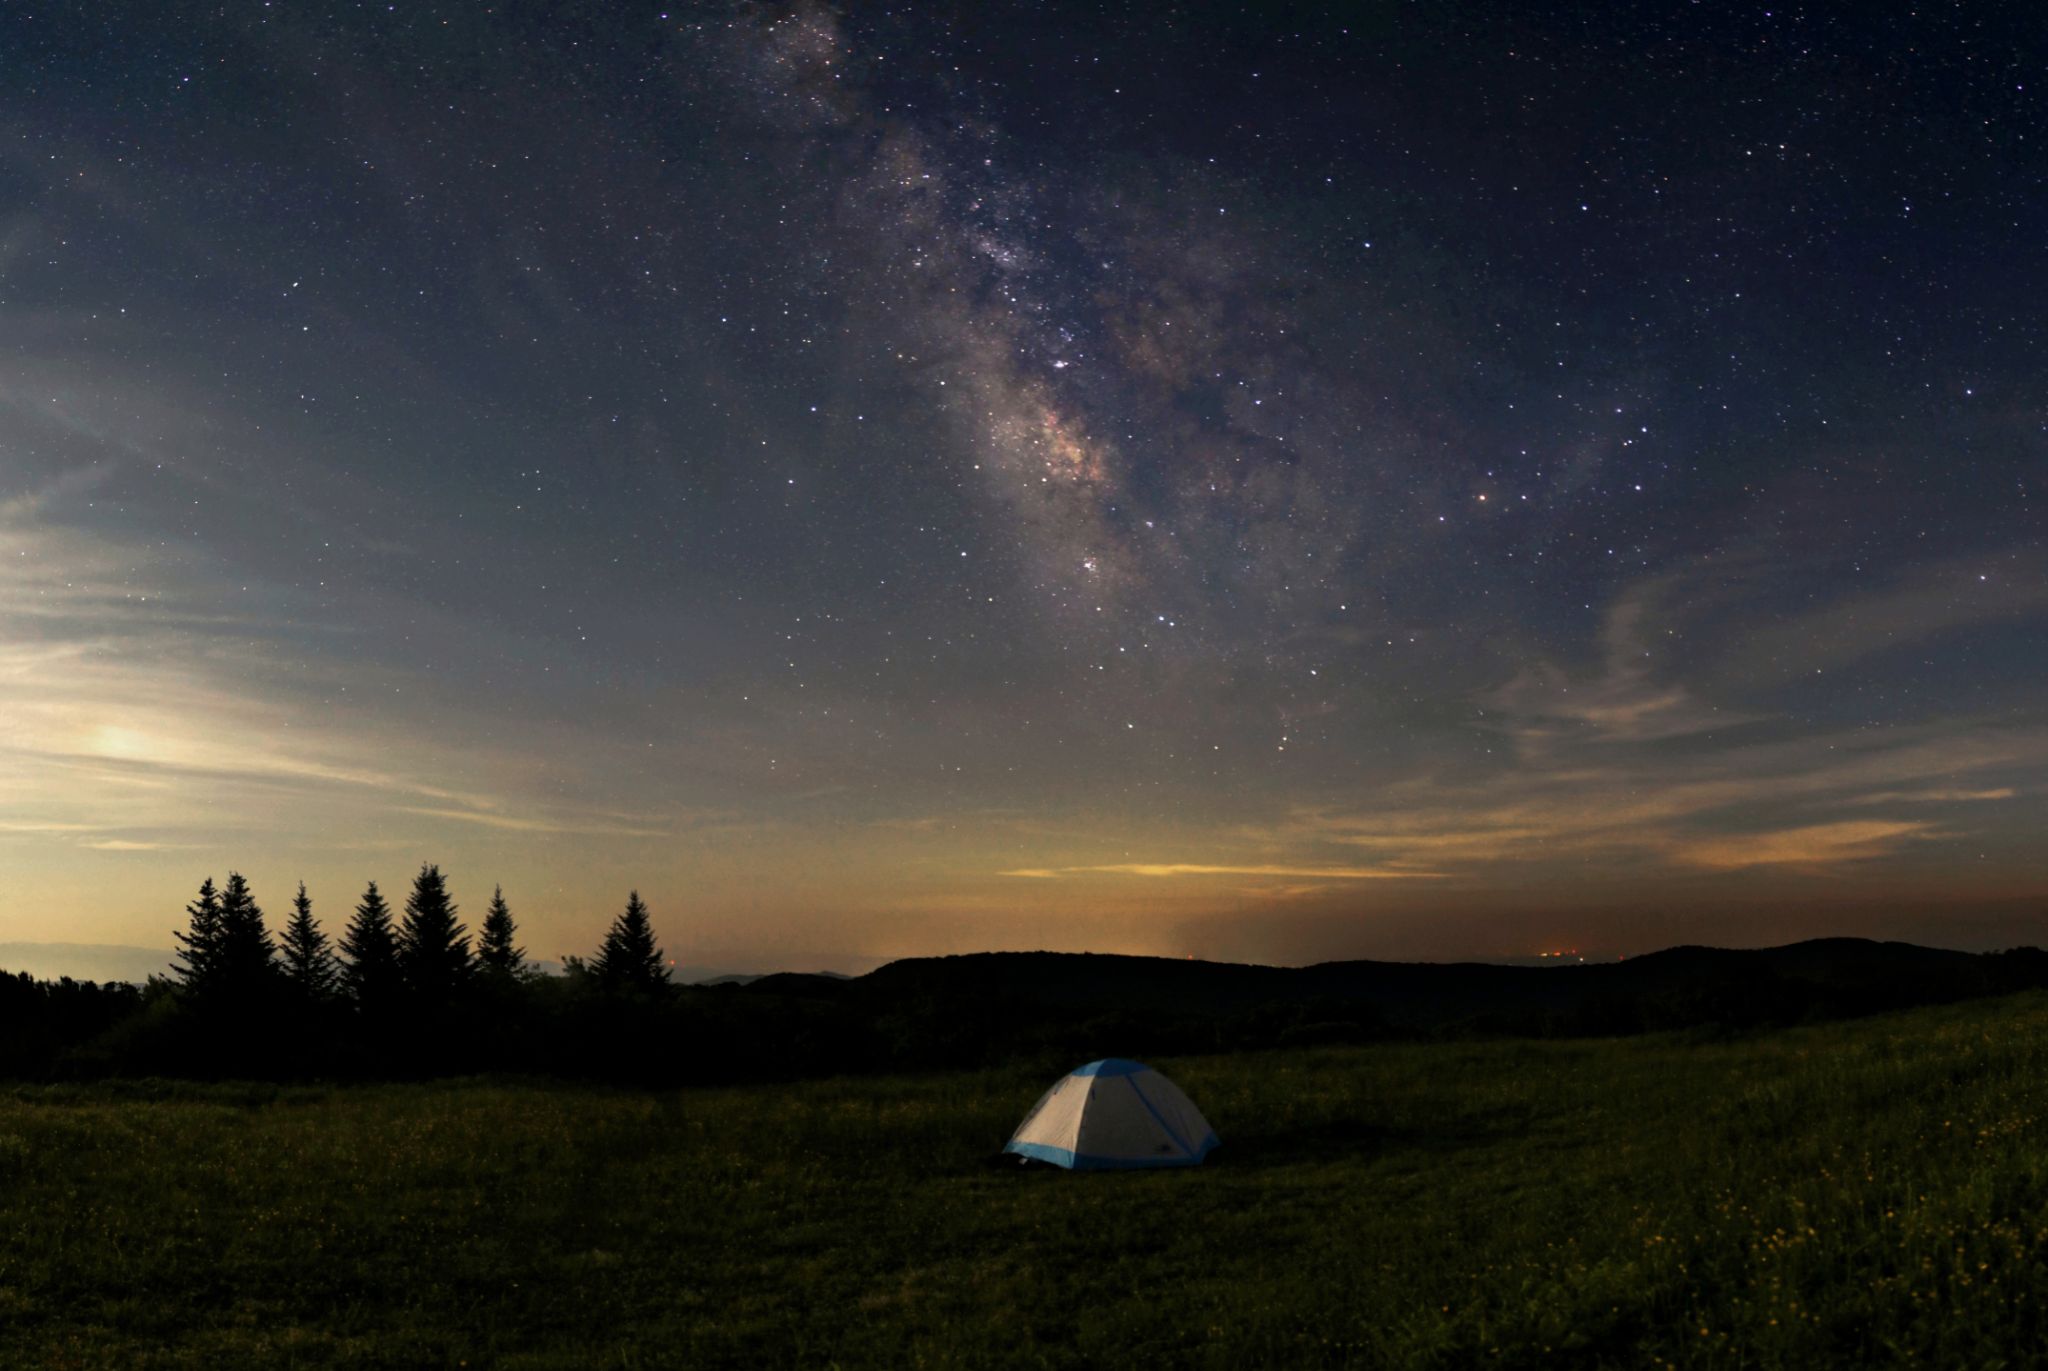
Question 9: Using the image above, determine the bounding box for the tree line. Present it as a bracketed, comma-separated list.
[169, 863, 673, 1012]
[17, 875, 2048, 1088]
[0, 864, 719, 1082]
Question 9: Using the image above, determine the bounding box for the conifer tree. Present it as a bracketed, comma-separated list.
[213, 871, 277, 997]
[396, 863, 471, 1004]
[340, 880, 402, 1009]
[171, 876, 224, 992]
[594, 890, 671, 993]
[279, 881, 340, 1002]
[476, 884, 527, 980]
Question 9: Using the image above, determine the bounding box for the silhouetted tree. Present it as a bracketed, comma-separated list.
[397, 863, 471, 1005]
[477, 884, 527, 980]
[594, 890, 671, 993]
[213, 872, 277, 999]
[0, 970, 148, 1076]
[279, 882, 340, 1002]
[340, 880, 402, 1010]
[171, 877, 224, 992]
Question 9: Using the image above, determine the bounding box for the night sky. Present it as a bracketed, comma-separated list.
[4, 2, 2044, 972]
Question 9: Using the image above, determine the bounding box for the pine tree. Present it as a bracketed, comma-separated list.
[213, 871, 277, 998]
[279, 881, 340, 1002]
[594, 890, 671, 993]
[397, 863, 471, 1004]
[171, 877, 224, 992]
[476, 884, 527, 980]
[340, 880, 402, 1009]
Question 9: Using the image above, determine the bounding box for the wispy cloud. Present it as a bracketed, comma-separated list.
[1723, 549, 2048, 685]
[1670, 820, 1937, 870]
[1269, 723, 2048, 873]
[1483, 573, 1763, 749]
[398, 807, 671, 838]
[0, 464, 114, 522]
[1000, 862, 1441, 880]
[1846, 787, 2015, 806]
[865, 816, 947, 833]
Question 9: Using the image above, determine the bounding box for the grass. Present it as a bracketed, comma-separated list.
[6, 994, 2048, 1367]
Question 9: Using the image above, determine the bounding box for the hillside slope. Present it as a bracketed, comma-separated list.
[829, 937, 2034, 1033]
[6, 992, 2048, 1366]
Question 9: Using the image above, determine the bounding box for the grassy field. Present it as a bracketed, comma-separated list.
[6, 994, 2048, 1368]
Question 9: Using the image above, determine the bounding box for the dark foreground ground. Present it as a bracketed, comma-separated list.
[6, 992, 2048, 1368]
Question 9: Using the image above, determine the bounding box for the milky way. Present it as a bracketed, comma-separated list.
[2, 2, 2043, 969]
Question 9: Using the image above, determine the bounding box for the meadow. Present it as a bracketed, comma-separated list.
[6, 992, 2048, 1368]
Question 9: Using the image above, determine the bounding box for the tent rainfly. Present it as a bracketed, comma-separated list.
[1003, 1058, 1218, 1170]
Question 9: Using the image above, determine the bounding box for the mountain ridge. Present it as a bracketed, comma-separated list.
[780, 938, 2033, 1034]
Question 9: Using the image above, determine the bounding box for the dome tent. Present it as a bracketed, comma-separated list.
[1004, 1058, 1218, 1170]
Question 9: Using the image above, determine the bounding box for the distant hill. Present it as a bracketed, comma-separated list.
[6, 935, 2046, 1086]
[692, 970, 851, 988]
[784, 939, 2040, 1038]
[7, 937, 2023, 1032]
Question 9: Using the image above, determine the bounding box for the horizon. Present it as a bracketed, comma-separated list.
[4, 4, 2044, 967]
[9, 899, 2048, 988]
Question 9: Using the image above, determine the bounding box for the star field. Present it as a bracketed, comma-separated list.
[2, 2, 2043, 968]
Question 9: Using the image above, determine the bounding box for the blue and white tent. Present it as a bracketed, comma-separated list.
[1004, 1059, 1219, 1170]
